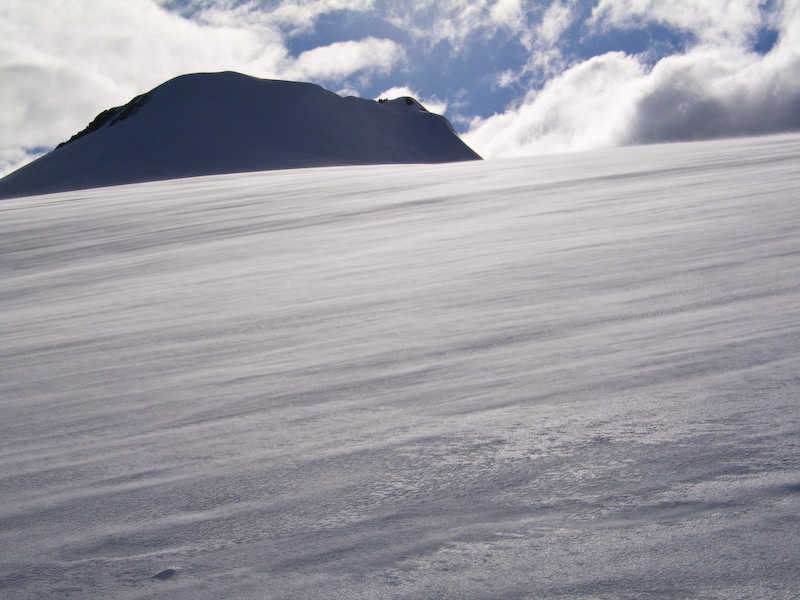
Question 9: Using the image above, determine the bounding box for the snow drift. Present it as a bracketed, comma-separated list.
[1, 133, 799, 599]
[0, 71, 480, 199]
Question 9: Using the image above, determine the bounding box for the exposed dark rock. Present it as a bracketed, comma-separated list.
[55, 92, 151, 149]
[109, 93, 150, 127]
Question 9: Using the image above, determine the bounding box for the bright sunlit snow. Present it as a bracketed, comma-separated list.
[2, 133, 800, 599]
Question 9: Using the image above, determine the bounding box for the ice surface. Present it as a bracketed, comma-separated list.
[1, 133, 799, 599]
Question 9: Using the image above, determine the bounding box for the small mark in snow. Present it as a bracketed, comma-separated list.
[151, 568, 178, 581]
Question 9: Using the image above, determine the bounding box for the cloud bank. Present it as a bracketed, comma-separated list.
[2, 0, 800, 175]
[465, 0, 800, 156]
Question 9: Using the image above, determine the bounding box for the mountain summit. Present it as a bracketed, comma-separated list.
[0, 71, 481, 199]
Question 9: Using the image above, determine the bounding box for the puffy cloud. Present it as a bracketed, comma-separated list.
[385, 0, 535, 51]
[628, 43, 800, 144]
[4, 0, 800, 177]
[0, 146, 47, 181]
[385, 1, 484, 51]
[537, 0, 576, 47]
[183, 0, 376, 35]
[490, 0, 524, 28]
[464, 0, 800, 158]
[258, 0, 376, 31]
[385, 0, 577, 60]
[464, 52, 646, 156]
[517, 1, 576, 82]
[375, 85, 448, 116]
[590, 0, 767, 46]
[284, 38, 404, 81]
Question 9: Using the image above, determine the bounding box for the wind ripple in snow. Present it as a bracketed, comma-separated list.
[1, 134, 799, 599]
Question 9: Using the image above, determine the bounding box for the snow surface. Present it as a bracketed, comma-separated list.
[2, 133, 800, 599]
[0, 72, 480, 200]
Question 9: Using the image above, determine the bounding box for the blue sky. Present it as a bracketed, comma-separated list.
[1, 0, 799, 175]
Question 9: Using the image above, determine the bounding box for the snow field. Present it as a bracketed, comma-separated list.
[1, 133, 800, 598]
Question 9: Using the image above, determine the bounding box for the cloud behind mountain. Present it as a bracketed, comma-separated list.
[2, 0, 799, 175]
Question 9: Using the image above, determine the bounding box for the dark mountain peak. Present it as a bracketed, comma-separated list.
[0, 71, 480, 199]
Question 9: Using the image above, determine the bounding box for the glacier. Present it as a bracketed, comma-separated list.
[1, 133, 799, 599]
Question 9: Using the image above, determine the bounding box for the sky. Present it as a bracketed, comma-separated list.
[2, 0, 799, 176]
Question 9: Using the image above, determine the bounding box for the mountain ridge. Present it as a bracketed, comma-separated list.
[0, 71, 481, 199]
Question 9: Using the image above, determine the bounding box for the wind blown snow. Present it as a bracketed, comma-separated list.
[2, 134, 800, 599]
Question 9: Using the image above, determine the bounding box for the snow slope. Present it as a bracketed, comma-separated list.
[0, 71, 480, 199]
[2, 133, 800, 599]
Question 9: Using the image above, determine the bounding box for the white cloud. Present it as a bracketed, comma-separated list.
[591, 0, 767, 47]
[187, 0, 375, 35]
[464, 52, 646, 157]
[375, 85, 448, 116]
[387, 0, 577, 56]
[0, 146, 46, 180]
[284, 37, 404, 81]
[465, 0, 800, 158]
[518, 0, 576, 82]
[386, 0, 531, 51]
[3, 0, 799, 176]
[263, 0, 375, 31]
[490, 0, 524, 28]
[495, 69, 520, 88]
[630, 42, 800, 144]
[485, 1, 576, 102]
[418, 0, 491, 50]
[537, 0, 575, 47]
